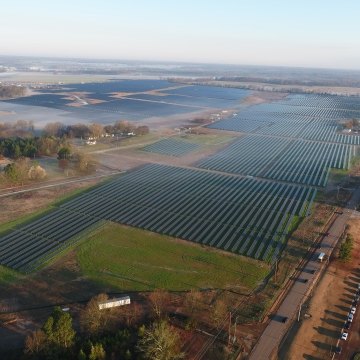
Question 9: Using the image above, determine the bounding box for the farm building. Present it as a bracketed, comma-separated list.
[98, 296, 131, 310]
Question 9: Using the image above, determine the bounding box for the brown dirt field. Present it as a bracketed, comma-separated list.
[66, 102, 84, 107]
[0, 111, 13, 116]
[282, 216, 360, 360]
[242, 91, 288, 105]
[110, 91, 137, 98]
[110, 85, 188, 99]
[94, 133, 239, 172]
[86, 98, 106, 104]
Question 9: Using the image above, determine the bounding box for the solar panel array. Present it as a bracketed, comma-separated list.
[0, 164, 316, 271]
[1, 91, 359, 271]
[142, 138, 201, 157]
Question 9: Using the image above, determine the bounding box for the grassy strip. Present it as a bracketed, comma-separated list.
[0, 207, 55, 237]
[0, 265, 24, 285]
[77, 222, 269, 292]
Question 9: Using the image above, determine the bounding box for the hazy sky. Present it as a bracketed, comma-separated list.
[1, 0, 359, 69]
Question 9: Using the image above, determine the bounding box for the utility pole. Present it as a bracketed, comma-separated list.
[228, 312, 232, 348]
[297, 302, 302, 322]
[233, 316, 238, 344]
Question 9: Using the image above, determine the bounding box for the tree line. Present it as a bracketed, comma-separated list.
[43, 120, 149, 139]
[20, 289, 232, 360]
[0, 85, 26, 98]
[0, 120, 149, 159]
[0, 136, 65, 159]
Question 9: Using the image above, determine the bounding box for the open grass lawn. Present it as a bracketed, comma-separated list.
[77, 223, 269, 292]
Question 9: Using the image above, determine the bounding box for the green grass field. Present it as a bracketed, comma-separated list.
[77, 223, 269, 292]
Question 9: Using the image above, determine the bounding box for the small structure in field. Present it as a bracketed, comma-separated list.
[98, 296, 131, 310]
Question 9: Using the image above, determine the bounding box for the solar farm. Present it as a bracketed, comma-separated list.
[0, 164, 316, 271]
[1, 89, 360, 273]
[1, 80, 250, 122]
[141, 138, 201, 157]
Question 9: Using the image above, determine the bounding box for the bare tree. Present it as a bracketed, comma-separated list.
[4, 157, 31, 185]
[28, 164, 47, 180]
[210, 299, 228, 329]
[43, 122, 65, 137]
[184, 289, 203, 315]
[137, 320, 184, 360]
[89, 123, 104, 139]
[149, 289, 169, 319]
[80, 293, 110, 335]
[24, 329, 47, 355]
[72, 151, 97, 174]
[135, 125, 150, 136]
[117, 301, 142, 327]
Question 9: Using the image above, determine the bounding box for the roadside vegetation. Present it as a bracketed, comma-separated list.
[338, 232, 354, 261]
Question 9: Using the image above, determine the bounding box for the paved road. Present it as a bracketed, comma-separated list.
[249, 190, 360, 360]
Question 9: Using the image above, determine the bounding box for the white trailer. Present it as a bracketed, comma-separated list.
[98, 296, 131, 310]
[317, 252, 325, 262]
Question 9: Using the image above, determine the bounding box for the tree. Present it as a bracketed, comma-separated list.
[89, 123, 104, 139]
[339, 233, 354, 261]
[42, 306, 76, 350]
[28, 164, 47, 180]
[149, 289, 169, 319]
[13, 143, 21, 158]
[117, 301, 142, 327]
[57, 146, 71, 160]
[24, 329, 47, 355]
[37, 136, 61, 156]
[135, 125, 150, 136]
[4, 157, 31, 185]
[78, 349, 87, 360]
[137, 320, 184, 360]
[80, 293, 110, 336]
[114, 120, 136, 134]
[89, 343, 106, 360]
[72, 151, 96, 174]
[104, 124, 114, 135]
[210, 299, 228, 329]
[66, 123, 91, 138]
[43, 122, 65, 137]
[184, 289, 203, 315]
[0, 84, 26, 98]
